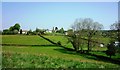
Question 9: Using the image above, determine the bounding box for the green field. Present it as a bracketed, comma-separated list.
[2, 35, 52, 45]
[2, 35, 120, 68]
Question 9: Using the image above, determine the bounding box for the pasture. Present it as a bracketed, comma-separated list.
[2, 35, 120, 68]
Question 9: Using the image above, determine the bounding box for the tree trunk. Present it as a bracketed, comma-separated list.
[87, 38, 91, 53]
[71, 41, 77, 51]
[81, 46, 83, 53]
[110, 55, 111, 58]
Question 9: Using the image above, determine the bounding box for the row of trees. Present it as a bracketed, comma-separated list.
[2, 23, 20, 35]
[2, 23, 65, 35]
[26, 28, 47, 35]
[27, 27, 65, 35]
[52, 27, 65, 34]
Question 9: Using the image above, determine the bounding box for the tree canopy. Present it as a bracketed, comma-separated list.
[3, 23, 21, 35]
[67, 18, 103, 52]
[14, 23, 20, 31]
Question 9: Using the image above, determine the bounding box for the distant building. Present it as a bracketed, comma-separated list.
[64, 31, 68, 35]
[18, 30, 28, 34]
[46, 30, 52, 33]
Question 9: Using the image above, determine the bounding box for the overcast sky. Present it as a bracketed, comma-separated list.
[2, 2, 118, 30]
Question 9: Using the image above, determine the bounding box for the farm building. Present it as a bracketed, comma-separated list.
[46, 30, 52, 33]
[18, 30, 28, 34]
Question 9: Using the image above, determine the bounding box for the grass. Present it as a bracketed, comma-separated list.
[2, 35, 73, 48]
[90, 51, 120, 59]
[43, 35, 73, 48]
[2, 35, 120, 68]
[2, 35, 109, 50]
[2, 35, 52, 45]
[2, 46, 120, 68]
[3, 51, 120, 68]
[2, 46, 92, 62]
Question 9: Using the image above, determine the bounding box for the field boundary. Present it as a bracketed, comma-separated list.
[1, 44, 56, 47]
[38, 34, 75, 51]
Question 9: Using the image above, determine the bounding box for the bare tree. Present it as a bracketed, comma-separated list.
[110, 21, 120, 42]
[68, 18, 103, 53]
[84, 19, 103, 52]
[67, 29, 80, 52]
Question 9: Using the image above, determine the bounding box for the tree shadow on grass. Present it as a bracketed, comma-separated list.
[54, 48, 120, 65]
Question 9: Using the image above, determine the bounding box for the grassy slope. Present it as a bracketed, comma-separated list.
[2, 35, 73, 48]
[2, 46, 120, 68]
[44, 35, 73, 48]
[2, 35, 108, 49]
[2, 35, 52, 45]
[3, 51, 120, 68]
[3, 46, 93, 62]
[2, 35, 120, 68]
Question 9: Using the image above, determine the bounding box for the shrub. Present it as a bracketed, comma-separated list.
[106, 42, 116, 58]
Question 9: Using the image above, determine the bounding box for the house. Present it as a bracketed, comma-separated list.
[46, 30, 52, 33]
[22, 30, 28, 34]
[18, 30, 28, 34]
[64, 31, 68, 35]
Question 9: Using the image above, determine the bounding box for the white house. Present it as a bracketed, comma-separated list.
[46, 30, 52, 33]
[18, 30, 28, 34]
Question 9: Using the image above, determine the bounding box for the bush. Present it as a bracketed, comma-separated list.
[13, 30, 18, 34]
[106, 42, 116, 58]
[2, 29, 19, 35]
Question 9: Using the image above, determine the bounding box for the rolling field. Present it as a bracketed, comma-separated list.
[2, 35, 120, 68]
[2, 35, 52, 45]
